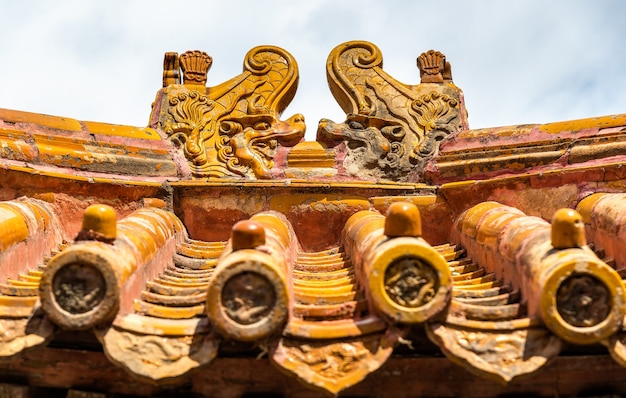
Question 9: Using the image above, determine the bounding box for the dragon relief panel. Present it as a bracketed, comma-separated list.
[271, 331, 399, 395]
[153, 47, 305, 179]
[96, 325, 219, 383]
[427, 322, 562, 384]
[0, 311, 55, 358]
[317, 41, 467, 182]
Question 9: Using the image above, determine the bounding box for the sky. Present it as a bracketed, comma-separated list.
[1, 0, 625, 140]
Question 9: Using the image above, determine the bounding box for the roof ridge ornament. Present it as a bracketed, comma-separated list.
[152, 46, 305, 179]
[162, 52, 180, 87]
[179, 50, 212, 86]
[417, 49, 446, 83]
[318, 41, 468, 182]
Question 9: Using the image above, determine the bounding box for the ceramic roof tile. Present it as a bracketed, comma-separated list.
[0, 197, 65, 358]
[1, 41, 626, 396]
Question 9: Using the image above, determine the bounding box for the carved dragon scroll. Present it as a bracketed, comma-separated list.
[152, 47, 305, 179]
[318, 41, 468, 181]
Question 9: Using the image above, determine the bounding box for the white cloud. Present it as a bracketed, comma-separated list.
[0, 0, 624, 140]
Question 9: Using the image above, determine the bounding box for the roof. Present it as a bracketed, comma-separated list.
[1, 41, 626, 397]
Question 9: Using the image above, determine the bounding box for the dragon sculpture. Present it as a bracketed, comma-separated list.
[317, 41, 468, 182]
[152, 47, 305, 179]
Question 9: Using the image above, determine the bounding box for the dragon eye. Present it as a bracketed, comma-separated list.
[348, 120, 365, 129]
[220, 121, 239, 134]
[254, 122, 270, 130]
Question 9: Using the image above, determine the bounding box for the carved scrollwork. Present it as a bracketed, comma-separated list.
[411, 91, 460, 160]
[155, 46, 305, 179]
[327, 41, 383, 115]
[242, 46, 298, 111]
[163, 90, 216, 169]
[322, 41, 466, 182]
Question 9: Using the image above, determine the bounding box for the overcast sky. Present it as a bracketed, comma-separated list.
[1, 0, 625, 140]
